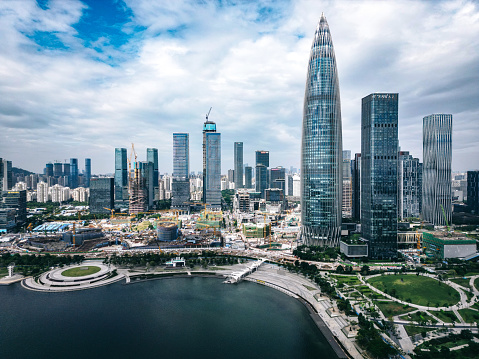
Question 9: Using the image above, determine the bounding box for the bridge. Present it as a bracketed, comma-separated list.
[224, 258, 266, 284]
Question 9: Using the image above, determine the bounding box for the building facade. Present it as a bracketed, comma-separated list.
[146, 148, 159, 200]
[361, 93, 399, 259]
[84, 158, 91, 187]
[301, 14, 343, 246]
[203, 120, 221, 209]
[89, 177, 114, 214]
[244, 166, 253, 189]
[422, 114, 452, 226]
[467, 171, 479, 214]
[70, 158, 78, 189]
[398, 151, 422, 220]
[172, 133, 190, 210]
[234, 142, 244, 189]
[114, 148, 128, 205]
[255, 150, 269, 199]
[342, 150, 352, 218]
[351, 153, 361, 221]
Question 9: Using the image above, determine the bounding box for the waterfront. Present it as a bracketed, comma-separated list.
[0, 277, 338, 359]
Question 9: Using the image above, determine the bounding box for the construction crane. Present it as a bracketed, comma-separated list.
[206, 107, 212, 120]
[440, 204, 451, 232]
[104, 207, 115, 220]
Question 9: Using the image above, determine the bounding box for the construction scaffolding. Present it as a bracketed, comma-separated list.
[128, 143, 147, 214]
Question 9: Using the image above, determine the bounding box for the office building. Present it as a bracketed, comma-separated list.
[70, 158, 78, 189]
[203, 118, 221, 209]
[398, 151, 422, 220]
[114, 148, 128, 205]
[63, 163, 70, 187]
[0, 159, 13, 191]
[234, 142, 244, 189]
[351, 153, 361, 220]
[84, 158, 91, 187]
[89, 177, 114, 214]
[244, 166, 253, 189]
[141, 161, 155, 209]
[361, 93, 399, 259]
[342, 150, 352, 218]
[45, 162, 54, 178]
[467, 171, 479, 214]
[53, 162, 63, 178]
[255, 151, 269, 198]
[301, 14, 343, 246]
[422, 114, 452, 226]
[270, 167, 286, 192]
[172, 133, 190, 210]
[1, 190, 27, 225]
[146, 148, 159, 200]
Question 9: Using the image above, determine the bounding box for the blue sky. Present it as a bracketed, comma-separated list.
[0, 0, 478, 174]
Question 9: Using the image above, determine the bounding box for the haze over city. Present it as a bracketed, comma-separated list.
[0, 0, 478, 174]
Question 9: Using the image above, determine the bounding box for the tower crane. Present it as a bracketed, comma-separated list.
[206, 107, 212, 120]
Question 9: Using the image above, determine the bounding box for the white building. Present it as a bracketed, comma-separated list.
[72, 187, 89, 202]
[36, 182, 49, 203]
[292, 174, 301, 197]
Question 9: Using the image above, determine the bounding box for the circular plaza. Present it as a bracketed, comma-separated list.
[22, 261, 124, 292]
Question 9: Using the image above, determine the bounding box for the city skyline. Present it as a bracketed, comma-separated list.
[0, 0, 478, 174]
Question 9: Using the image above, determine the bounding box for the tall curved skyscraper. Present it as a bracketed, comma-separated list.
[301, 14, 343, 247]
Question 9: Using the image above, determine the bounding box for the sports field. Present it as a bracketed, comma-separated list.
[62, 266, 101, 277]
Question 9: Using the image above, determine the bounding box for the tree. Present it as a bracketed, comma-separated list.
[361, 265, 370, 275]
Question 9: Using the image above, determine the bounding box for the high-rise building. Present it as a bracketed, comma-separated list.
[53, 162, 63, 178]
[70, 158, 78, 189]
[89, 177, 114, 214]
[361, 93, 399, 259]
[351, 153, 361, 221]
[270, 167, 286, 192]
[301, 14, 343, 246]
[36, 182, 49, 203]
[255, 150, 269, 198]
[140, 161, 155, 209]
[234, 142, 244, 189]
[244, 166, 253, 189]
[84, 158, 91, 187]
[203, 118, 221, 209]
[467, 171, 479, 214]
[1, 190, 27, 225]
[45, 162, 54, 178]
[0, 159, 13, 191]
[114, 148, 128, 205]
[146, 148, 159, 201]
[63, 163, 70, 187]
[172, 133, 190, 210]
[342, 150, 352, 218]
[422, 114, 452, 226]
[398, 151, 422, 220]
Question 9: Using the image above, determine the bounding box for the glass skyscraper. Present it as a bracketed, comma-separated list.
[146, 148, 159, 200]
[203, 120, 221, 209]
[84, 158, 91, 188]
[361, 93, 398, 259]
[301, 14, 343, 246]
[70, 158, 78, 189]
[234, 142, 244, 189]
[172, 133, 190, 210]
[255, 150, 269, 198]
[422, 114, 452, 226]
[89, 177, 114, 214]
[114, 148, 128, 204]
[398, 151, 422, 220]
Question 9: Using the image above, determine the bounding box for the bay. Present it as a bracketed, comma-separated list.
[0, 277, 338, 359]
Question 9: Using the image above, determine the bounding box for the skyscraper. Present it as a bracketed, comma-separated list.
[398, 151, 422, 220]
[89, 177, 114, 214]
[0, 159, 13, 191]
[301, 14, 343, 246]
[244, 166, 253, 189]
[146, 148, 159, 201]
[422, 114, 452, 226]
[234, 142, 244, 189]
[342, 150, 352, 218]
[70, 158, 78, 189]
[203, 118, 221, 209]
[467, 171, 479, 215]
[84, 158, 91, 188]
[63, 162, 70, 187]
[172, 133, 190, 210]
[45, 162, 54, 178]
[351, 153, 361, 221]
[114, 148, 128, 205]
[53, 162, 63, 178]
[269, 167, 286, 192]
[361, 93, 399, 259]
[255, 150, 269, 198]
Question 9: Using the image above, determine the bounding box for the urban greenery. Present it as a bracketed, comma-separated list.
[61, 266, 101, 277]
[0, 253, 84, 276]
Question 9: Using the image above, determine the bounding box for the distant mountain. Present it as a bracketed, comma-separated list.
[12, 167, 35, 176]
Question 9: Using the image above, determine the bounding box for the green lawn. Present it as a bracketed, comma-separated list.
[331, 275, 361, 286]
[450, 277, 471, 288]
[367, 274, 460, 307]
[458, 308, 479, 323]
[404, 311, 437, 324]
[474, 278, 479, 292]
[61, 266, 101, 277]
[433, 310, 458, 323]
[375, 301, 414, 319]
[404, 325, 435, 337]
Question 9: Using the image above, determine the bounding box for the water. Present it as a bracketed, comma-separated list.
[0, 278, 338, 359]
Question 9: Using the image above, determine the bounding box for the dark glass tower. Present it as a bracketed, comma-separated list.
[70, 158, 78, 189]
[255, 150, 269, 198]
[361, 93, 399, 259]
[301, 14, 343, 246]
[147, 148, 159, 200]
[89, 177, 114, 214]
[234, 142, 244, 189]
[84, 158, 91, 187]
[114, 148, 128, 205]
[172, 133, 190, 210]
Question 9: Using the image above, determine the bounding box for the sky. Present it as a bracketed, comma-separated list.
[0, 0, 478, 175]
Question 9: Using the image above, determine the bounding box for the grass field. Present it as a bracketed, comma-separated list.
[367, 274, 460, 307]
[433, 310, 458, 323]
[62, 266, 101, 277]
[458, 308, 479, 323]
[331, 275, 361, 286]
[404, 311, 437, 324]
[375, 301, 413, 319]
[450, 277, 471, 288]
